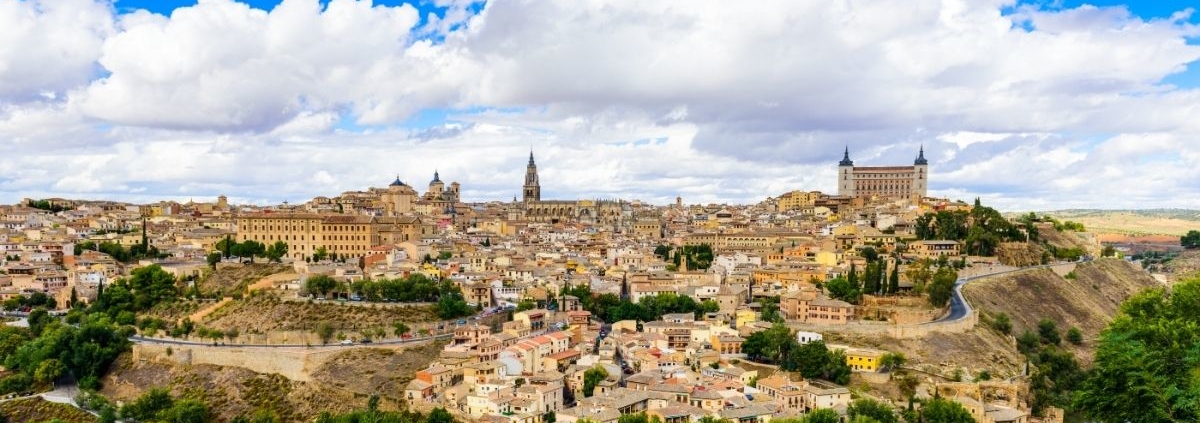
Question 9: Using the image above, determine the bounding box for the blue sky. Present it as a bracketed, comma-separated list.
[2, 0, 1200, 209]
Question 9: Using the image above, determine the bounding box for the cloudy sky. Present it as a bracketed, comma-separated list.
[1, 0, 1199, 210]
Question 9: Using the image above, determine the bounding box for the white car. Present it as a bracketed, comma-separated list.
[340, 339, 353, 345]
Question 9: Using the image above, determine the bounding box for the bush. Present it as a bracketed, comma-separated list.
[1017, 330, 1041, 355]
[992, 313, 1012, 335]
[1066, 327, 1083, 345]
[1038, 319, 1061, 345]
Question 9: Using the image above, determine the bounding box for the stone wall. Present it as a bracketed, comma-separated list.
[131, 339, 440, 382]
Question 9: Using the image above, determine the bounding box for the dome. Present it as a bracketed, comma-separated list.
[389, 175, 407, 187]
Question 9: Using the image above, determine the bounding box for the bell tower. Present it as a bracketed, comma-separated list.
[523, 151, 541, 203]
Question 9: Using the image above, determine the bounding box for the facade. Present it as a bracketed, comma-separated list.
[909, 240, 961, 259]
[518, 152, 631, 226]
[237, 213, 421, 260]
[836, 147, 929, 201]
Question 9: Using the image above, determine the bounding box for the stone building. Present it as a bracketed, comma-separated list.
[237, 212, 421, 260]
[517, 151, 632, 227]
[836, 146, 929, 201]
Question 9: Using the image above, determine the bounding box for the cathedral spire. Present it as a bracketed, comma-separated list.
[915, 145, 928, 165]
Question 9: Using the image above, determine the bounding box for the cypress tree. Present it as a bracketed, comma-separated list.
[889, 260, 900, 295]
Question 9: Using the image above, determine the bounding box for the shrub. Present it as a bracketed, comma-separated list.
[1066, 327, 1083, 345]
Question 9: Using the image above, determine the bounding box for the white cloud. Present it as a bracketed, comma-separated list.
[0, 0, 113, 102]
[0, 0, 1199, 210]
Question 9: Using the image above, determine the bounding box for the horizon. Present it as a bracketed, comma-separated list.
[3, 0, 1200, 210]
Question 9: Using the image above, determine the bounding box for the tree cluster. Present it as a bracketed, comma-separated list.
[25, 199, 71, 213]
[75, 240, 168, 263]
[915, 202, 1027, 256]
[578, 290, 718, 324]
[669, 244, 714, 270]
[0, 312, 131, 393]
[215, 239, 288, 263]
[1181, 229, 1200, 249]
[90, 265, 182, 319]
[741, 323, 852, 385]
[1074, 278, 1200, 421]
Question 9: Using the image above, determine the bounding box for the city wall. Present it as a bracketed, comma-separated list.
[131, 340, 434, 382]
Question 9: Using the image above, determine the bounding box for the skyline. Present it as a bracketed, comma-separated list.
[3, 0, 1200, 210]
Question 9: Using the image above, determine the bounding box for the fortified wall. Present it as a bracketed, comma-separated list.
[131, 340, 438, 382]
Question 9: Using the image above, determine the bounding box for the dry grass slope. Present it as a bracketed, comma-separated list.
[0, 397, 98, 423]
[964, 258, 1159, 362]
[201, 293, 438, 335]
[200, 263, 292, 297]
[102, 342, 443, 422]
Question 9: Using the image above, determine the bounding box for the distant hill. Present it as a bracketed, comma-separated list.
[1018, 209, 1200, 237]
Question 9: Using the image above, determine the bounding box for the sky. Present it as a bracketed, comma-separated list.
[1, 0, 1199, 211]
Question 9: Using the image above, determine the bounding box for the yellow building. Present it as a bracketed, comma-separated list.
[237, 213, 421, 260]
[735, 309, 757, 328]
[837, 346, 883, 372]
[777, 190, 824, 211]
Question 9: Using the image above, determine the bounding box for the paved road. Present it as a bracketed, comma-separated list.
[129, 332, 454, 348]
[935, 261, 1084, 323]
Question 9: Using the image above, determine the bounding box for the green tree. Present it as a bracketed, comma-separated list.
[992, 313, 1012, 335]
[1017, 330, 1040, 354]
[582, 365, 608, 397]
[120, 388, 174, 421]
[847, 398, 898, 423]
[1037, 318, 1060, 345]
[1066, 327, 1083, 345]
[1182, 230, 1200, 249]
[33, 358, 66, 384]
[918, 398, 975, 423]
[1074, 279, 1200, 422]
[305, 275, 338, 297]
[264, 241, 288, 263]
[800, 409, 840, 423]
[927, 267, 958, 308]
[825, 277, 859, 304]
[316, 322, 335, 345]
[393, 321, 411, 337]
[158, 399, 210, 423]
[206, 252, 222, 268]
[516, 299, 537, 312]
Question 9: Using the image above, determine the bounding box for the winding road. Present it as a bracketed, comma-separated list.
[934, 261, 1082, 324]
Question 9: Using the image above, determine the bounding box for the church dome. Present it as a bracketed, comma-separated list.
[389, 176, 407, 187]
[430, 170, 442, 184]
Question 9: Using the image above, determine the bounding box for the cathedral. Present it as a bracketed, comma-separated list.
[519, 151, 631, 226]
[837, 146, 929, 201]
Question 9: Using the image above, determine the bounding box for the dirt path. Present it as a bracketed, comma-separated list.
[188, 297, 232, 322]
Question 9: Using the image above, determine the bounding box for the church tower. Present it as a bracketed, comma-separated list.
[523, 151, 541, 203]
[837, 146, 855, 197]
[913, 145, 929, 199]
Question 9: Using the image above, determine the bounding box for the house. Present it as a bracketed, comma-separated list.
[909, 240, 960, 259]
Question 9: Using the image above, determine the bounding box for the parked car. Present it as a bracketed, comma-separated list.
[340, 339, 353, 345]
[456, 319, 467, 325]
[360, 338, 372, 344]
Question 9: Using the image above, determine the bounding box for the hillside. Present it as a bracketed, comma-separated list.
[101, 342, 442, 421]
[0, 397, 98, 423]
[1161, 249, 1200, 283]
[1040, 209, 1200, 237]
[963, 259, 1160, 362]
[201, 293, 439, 337]
[199, 263, 293, 297]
